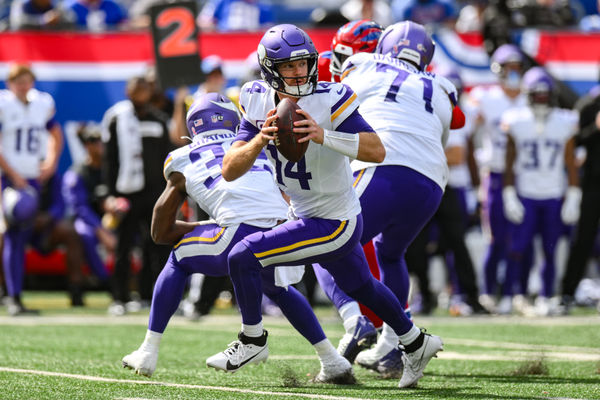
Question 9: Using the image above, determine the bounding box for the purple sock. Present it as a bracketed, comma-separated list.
[228, 241, 263, 325]
[268, 286, 326, 345]
[148, 254, 188, 333]
[312, 263, 355, 310]
[3, 227, 28, 296]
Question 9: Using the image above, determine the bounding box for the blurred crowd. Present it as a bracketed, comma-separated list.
[1, 2, 600, 320]
[0, 0, 599, 33]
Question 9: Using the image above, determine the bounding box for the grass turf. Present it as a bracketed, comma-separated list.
[0, 292, 599, 400]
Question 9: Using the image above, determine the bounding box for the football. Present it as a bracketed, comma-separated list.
[273, 98, 308, 163]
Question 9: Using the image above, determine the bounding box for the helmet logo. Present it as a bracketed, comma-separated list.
[194, 119, 203, 127]
[417, 43, 425, 53]
[211, 114, 224, 123]
[257, 44, 267, 62]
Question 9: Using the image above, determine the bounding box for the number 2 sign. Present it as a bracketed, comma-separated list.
[150, 1, 203, 89]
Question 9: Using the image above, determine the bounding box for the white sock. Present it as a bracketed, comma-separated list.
[398, 325, 421, 346]
[338, 301, 362, 326]
[342, 315, 361, 335]
[313, 338, 338, 361]
[140, 330, 162, 353]
[242, 322, 263, 337]
[376, 323, 398, 352]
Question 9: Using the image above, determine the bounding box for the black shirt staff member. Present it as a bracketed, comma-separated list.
[102, 76, 173, 314]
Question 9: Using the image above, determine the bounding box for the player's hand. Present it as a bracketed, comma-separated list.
[9, 172, 28, 189]
[595, 110, 600, 130]
[97, 227, 117, 252]
[260, 108, 278, 145]
[294, 109, 324, 144]
[38, 161, 56, 184]
[502, 186, 524, 224]
[561, 186, 582, 225]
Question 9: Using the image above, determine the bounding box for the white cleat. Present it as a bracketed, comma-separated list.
[478, 294, 497, 314]
[496, 296, 513, 315]
[398, 332, 443, 388]
[313, 355, 356, 384]
[122, 349, 158, 377]
[206, 330, 269, 373]
[356, 340, 396, 369]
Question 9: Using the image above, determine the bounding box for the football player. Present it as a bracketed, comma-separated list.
[0, 64, 63, 315]
[336, 21, 457, 373]
[502, 67, 579, 316]
[208, 24, 443, 389]
[466, 44, 532, 314]
[121, 93, 353, 382]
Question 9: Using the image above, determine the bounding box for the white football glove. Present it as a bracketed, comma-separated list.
[502, 186, 524, 224]
[561, 186, 582, 225]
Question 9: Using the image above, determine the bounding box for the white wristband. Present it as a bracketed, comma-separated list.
[322, 129, 359, 159]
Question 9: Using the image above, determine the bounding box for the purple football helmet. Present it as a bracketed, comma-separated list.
[522, 67, 554, 105]
[2, 186, 39, 225]
[257, 24, 318, 97]
[490, 44, 524, 74]
[186, 93, 240, 138]
[376, 21, 435, 71]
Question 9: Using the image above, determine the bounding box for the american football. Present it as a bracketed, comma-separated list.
[274, 98, 308, 163]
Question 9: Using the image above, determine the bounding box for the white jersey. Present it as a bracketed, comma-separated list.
[0, 89, 56, 179]
[341, 53, 456, 190]
[468, 85, 527, 173]
[239, 80, 361, 220]
[446, 97, 476, 188]
[502, 107, 578, 200]
[446, 126, 471, 188]
[163, 133, 288, 227]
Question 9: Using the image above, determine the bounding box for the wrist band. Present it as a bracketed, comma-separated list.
[322, 129, 359, 159]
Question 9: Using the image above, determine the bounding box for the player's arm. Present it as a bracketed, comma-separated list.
[151, 171, 197, 245]
[222, 110, 276, 181]
[561, 135, 582, 225]
[445, 145, 464, 166]
[504, 133, 516, 187]
[39, 122, 64, 183]
[295, 109, 385, 162]
[564, 136, 579, 187]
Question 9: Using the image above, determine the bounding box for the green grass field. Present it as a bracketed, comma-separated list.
[1, 292, 599, 400]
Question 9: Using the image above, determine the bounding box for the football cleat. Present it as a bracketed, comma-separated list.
[6, 297, 39, 317]
[398, 332, 443, 388]
[312, 355, 356, 384]
[496, 296, 513, 315]
[337, 315, 378, 363]
[122, 349, 158, 377]
[206, 330, 268, 373]
[357, 347, 404, 379]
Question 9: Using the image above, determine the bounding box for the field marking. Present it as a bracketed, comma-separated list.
[0, 367, 376, 400]
[444, 338, 600, 355]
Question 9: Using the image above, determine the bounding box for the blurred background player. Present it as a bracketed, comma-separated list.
[467, 44, 530, 314]
[101, 76, 173, 315]
[559, 84, 600, 313]
[122, 93, 353, 383]
[0, 63, 63, 315]
[502, 67, 579, 316]
[62, 122, 116, 288]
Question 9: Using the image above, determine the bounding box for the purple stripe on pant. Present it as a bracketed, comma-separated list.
[148, 223, 326, 346]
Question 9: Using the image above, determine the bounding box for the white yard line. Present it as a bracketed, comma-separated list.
[0, 367, 375, 400]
